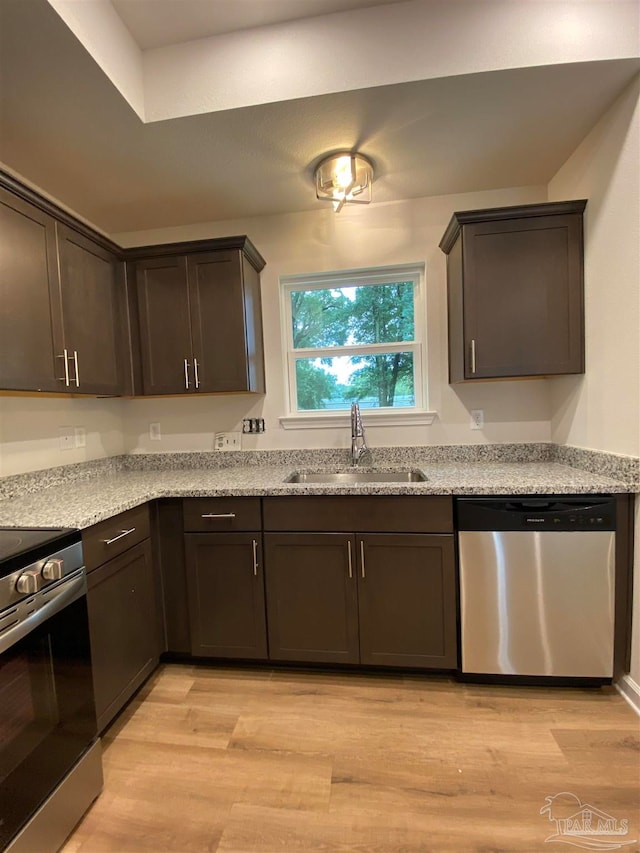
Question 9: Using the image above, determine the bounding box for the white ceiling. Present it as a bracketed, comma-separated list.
[0, 0, 638, 236]
[112, 0, 410, 49]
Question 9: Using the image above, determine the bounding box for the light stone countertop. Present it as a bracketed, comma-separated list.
[0, 461, 633, 530]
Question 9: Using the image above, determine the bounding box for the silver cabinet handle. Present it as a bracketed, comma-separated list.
[201, 512, 236, 519]
[184, 358, 190, 389]
[347, 540, 353, 579]
[360, 540, 366, 579]
[57, 349, 70, 386]
[470, 339, 476, 375]
[72, 350, 80, 386]
[252, 539, 258, 576]
[102, 527, 136, 545]
[194, 358, 200, 389]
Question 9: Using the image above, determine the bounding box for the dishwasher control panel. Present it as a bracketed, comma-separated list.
[457, 496, 616, 532]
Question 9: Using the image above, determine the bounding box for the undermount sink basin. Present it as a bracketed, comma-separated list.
[285, 470, 427, 484]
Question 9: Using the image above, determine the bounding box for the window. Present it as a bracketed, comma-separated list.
[281, 264, 430, 424]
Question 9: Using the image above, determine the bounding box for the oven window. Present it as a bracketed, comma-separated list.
[0, 642, 59, 785]
[0, 593, 96, 849]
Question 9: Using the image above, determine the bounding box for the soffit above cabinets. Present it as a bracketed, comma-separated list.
[0, 0, 638, 233]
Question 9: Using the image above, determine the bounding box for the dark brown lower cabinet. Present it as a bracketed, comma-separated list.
[184, 533, 267, 659]
[86, 539, 158, 732]
[264, 534, 360, 664]
[263, 532, 457, 669]
[358, 534, 457, 668]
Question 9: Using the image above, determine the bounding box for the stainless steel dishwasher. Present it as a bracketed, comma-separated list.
[457, 496, 616, 678]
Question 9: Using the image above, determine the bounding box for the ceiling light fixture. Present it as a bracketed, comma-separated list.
[314, 152, 374, 212]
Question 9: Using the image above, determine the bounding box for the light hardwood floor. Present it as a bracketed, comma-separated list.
[63, 664, 640, 853]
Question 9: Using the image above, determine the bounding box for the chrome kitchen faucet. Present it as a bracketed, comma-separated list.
[350, 403, 372, 467]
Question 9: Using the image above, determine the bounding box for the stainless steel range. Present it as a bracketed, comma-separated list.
[0, 527, 103, 853]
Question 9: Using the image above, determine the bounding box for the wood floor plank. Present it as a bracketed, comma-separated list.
[62, 664, 640, 853]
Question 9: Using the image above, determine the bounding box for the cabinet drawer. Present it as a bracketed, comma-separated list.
[263, 496, 453, 533]
[82, 504, 150, 571]
[183, 498, 262, 532]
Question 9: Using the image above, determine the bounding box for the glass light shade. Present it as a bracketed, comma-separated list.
[314, 152, 374, 212]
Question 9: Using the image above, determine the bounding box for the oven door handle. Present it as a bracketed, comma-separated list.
[0, 569, 86, 654]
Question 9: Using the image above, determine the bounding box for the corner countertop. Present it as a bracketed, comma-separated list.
[0, 461, 633, 530]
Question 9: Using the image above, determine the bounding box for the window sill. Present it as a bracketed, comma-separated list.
[279, 410, 438, 430]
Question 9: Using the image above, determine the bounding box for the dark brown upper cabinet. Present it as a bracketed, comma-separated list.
[439, 200, 586, 383]
[55, 224, 124, 395]
[0, 173, 126, 395]
[0, 187, 60, 392]
[131, 239, 266, 396]
[0, 171, 265, 400]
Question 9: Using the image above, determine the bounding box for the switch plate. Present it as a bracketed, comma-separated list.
[58, 427, 74, 451]
[74, 427, 86, 448]
[215, 431, 242, 451]
[470, 409, 484, 430]
[149, 423, 161, 441]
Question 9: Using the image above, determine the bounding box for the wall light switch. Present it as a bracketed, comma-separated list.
[470, 409, 484, 430]
[149, 423, 161, 441]
[74, 427, 86, 448]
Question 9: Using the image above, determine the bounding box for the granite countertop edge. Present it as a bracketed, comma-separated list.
[0, 461, 635, 530]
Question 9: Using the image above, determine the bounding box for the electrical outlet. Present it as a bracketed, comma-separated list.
[149, 422, 161, 441]
[470, 409, 484, 430]
[74, 427, 86, 448]
[58, 427, 74, 451]
[215, 431, 242, 451]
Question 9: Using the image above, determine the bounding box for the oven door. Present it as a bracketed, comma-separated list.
[0, 570, 98, 850]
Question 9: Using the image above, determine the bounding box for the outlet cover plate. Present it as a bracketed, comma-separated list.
[215, 431, 242, 451]
[58, 427, 74, 451]
[470, 409, 484, 430]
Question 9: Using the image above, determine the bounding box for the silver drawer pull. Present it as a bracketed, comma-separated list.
[252, 539, 259, 576]
[360, 540, 366, 579]
[57, 349, 70, 386]
[72, 350, 80, 386]
[470, 339, 477, 374]
[347, 540, 353, 579]
[102, 527, 136, 545]
[201, 513, 236, 519]
[184, 358, 190, 389]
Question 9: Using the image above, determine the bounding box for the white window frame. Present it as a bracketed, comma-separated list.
[279, 264, 436, 429]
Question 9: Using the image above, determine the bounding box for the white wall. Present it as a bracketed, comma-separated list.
[548, 75, 640, 690]
[0, 396, 125, 477]
[548, 77, 640, 458]
[116, 184, 552, 455]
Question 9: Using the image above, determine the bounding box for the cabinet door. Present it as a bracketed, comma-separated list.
[462, 213, 584, 378]
[136, 255, 193, 394]
[185, 533, 267, 659]
[56, 224, 123, 395]
[357, 534, 457, 669]
[264, 533, 359, 664]
[86, 540, 158, 732]
[188, 251, 256, 393]
[0, 189, 59, 391]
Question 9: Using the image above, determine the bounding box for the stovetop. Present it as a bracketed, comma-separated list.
[0, 527, 81, 576]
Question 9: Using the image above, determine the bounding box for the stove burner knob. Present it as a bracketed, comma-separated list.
[42, 558, 64, 581]
[15, 570, 41, 594]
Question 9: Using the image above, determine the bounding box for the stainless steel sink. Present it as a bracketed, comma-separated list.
[285, 470, 427, 484]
